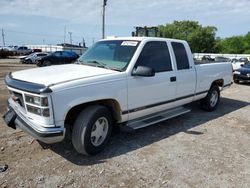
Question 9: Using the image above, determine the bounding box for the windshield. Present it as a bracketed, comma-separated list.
[77, 40, 140, 71]
[243, 63, 250, 68]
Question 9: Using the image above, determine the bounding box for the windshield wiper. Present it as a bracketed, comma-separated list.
[87, 60, 121, 72]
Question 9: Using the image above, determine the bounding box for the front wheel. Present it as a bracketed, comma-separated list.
[26, 59, 32, 64]
[72, 105, 112, 155]
[200, 85, 220, 111]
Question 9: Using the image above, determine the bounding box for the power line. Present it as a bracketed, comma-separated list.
[5, 29, 64, 39]
[4, 28, 96, 40]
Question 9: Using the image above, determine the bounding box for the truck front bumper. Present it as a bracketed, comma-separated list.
[3, 102, 65, 144]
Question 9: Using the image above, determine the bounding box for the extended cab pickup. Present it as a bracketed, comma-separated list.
[3, 37, 232, 155]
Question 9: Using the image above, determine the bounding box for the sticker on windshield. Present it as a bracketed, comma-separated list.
[121, 41, 138, 46]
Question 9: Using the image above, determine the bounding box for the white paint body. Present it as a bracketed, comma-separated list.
[8, 37, 232, 142]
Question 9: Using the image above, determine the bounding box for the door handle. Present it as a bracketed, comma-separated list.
[170, 76, 176, 82]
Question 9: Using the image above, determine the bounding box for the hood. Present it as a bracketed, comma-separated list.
[11, 64, 116, 86]
[237, 67, 250, 74]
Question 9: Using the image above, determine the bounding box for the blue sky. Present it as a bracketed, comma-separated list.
[0, 0, 250, 47]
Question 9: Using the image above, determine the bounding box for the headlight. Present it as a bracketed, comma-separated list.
[26, 105, 50, 117]
[26, 105, 42, 115]
[24, 94, 50, 117]
[234, 71, 240, 74]
[25, 94, 49, 106]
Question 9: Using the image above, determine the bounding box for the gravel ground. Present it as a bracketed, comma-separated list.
[0, 58, 249, 188]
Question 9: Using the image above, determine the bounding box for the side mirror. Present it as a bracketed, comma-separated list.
[132, 66, 155, 77]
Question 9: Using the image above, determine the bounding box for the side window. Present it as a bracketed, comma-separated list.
[135, 41, 172, 72]
[62, 51, 70, 57]
[171, 42, 189, 70]
[54, 52, 62, 57]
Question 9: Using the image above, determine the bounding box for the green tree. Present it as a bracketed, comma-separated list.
[158, 21, 217, 53]
[217, 36, 245, 54]
[243, 32, 250, 53]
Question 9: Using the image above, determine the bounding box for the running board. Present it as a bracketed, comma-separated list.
[120, 106, 191, 131]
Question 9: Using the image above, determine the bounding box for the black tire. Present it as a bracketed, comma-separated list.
[43, 60, 51, 66]
[72, 105, 112, 155]
[234, 79, 239, 84]
[26, 59, 32, 64]
[200, 85, 220, 111]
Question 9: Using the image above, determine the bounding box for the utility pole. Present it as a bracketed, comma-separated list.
[2, 28, 6, 46]
[82, 37, 86, 48]
[64, 25, 66, 44]
[102, 0, 107, 39]
[68, 32, 72, 44]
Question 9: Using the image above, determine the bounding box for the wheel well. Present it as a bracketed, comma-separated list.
[211, 79, 224, 88]
[64, 99, 122, 128]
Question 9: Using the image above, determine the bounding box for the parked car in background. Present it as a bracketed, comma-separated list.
[32, 49, 42, 53]
[36, 51, 79, 66]
[0, 48, 15, 58]
[233, 63, 250, 83]
[238, 57, 249, 63]
[2, 47, 16, 54]
[231, 61, 245, 71]
[214, 56, 230, 62]
[201, 55, 214, 61]
[19, 52, 49, 64]
[13, 46, 32, 55]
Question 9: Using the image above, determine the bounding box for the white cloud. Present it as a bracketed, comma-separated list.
[1, 0, 250, 25]
[0, 0, 250, 33]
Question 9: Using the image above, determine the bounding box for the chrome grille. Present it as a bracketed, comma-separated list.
[12, 91, 24, 107]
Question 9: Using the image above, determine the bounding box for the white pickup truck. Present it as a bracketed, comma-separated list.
[3, 37, 232, 155]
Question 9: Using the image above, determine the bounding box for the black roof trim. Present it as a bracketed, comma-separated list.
[5, 73, 52, 94]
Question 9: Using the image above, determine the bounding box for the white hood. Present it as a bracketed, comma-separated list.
[11, 64, 116, 86]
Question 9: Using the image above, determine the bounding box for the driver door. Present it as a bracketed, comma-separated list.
[127, 41, 177, 120]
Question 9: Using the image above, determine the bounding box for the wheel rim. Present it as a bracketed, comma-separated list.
[91, 117, 109, 147]
[210, 90, 218, 107]
[44, 61, 51, 66]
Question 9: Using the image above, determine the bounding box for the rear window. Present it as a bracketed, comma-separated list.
[171, 42, 189, 70]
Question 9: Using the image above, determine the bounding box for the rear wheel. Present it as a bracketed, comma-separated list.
[72, 105, 112, 155]
[43, 60, 51, 66]
[200, 85, 220, 111]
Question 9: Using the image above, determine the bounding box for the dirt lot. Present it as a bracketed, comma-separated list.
[0, 58, 249, 188]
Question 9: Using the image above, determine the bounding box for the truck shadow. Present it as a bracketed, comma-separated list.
[48, 97, 249, 165]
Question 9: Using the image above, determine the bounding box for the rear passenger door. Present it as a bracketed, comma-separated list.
[127, 41, 177, 120]
[62, 51, 70, 64]
[53, 51, 63, 64]
[171, 42, 196, 104]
